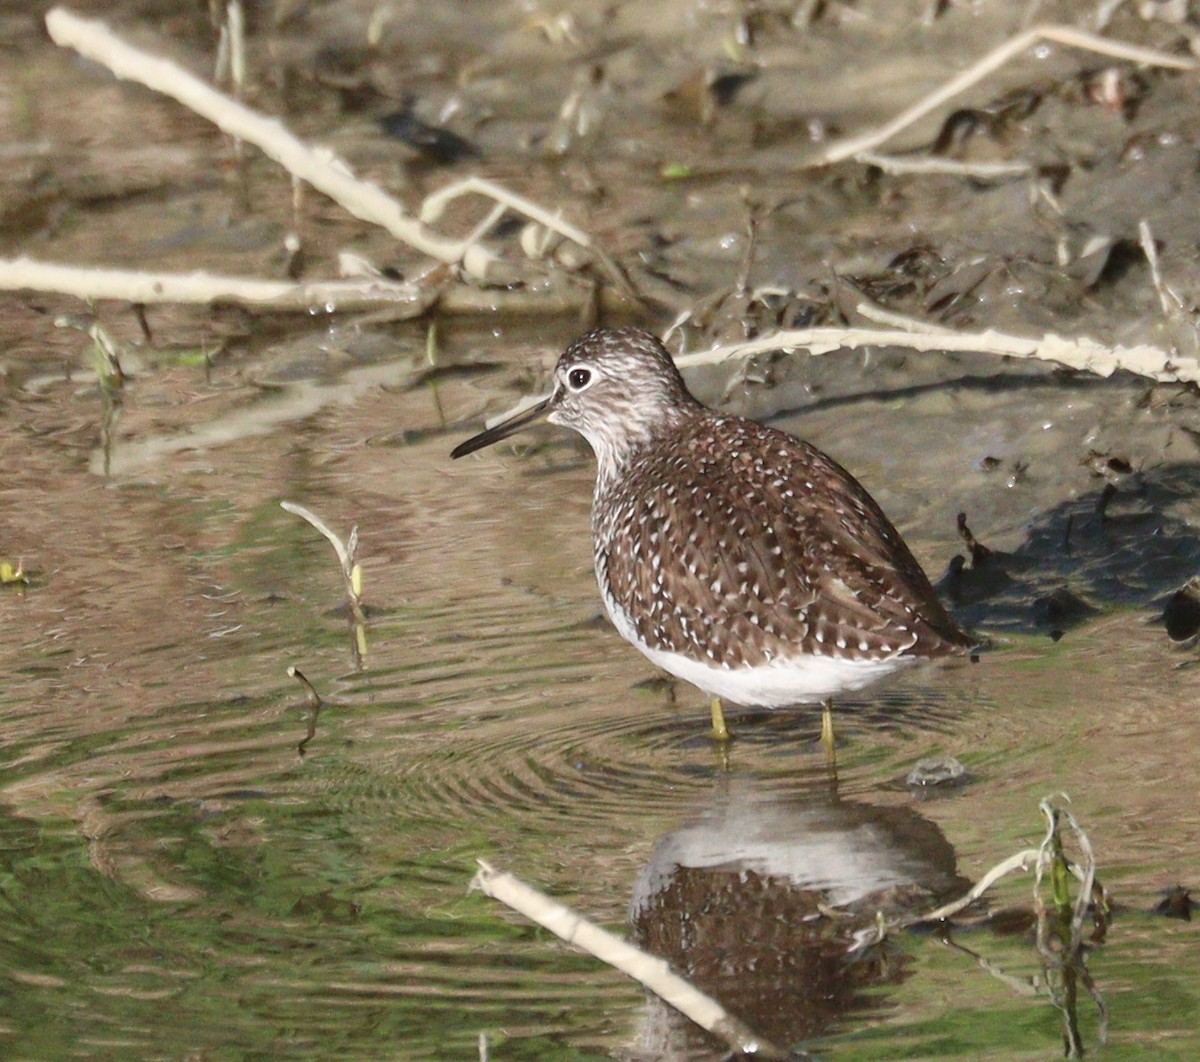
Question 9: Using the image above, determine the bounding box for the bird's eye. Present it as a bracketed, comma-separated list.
[567, 367, 592, 391]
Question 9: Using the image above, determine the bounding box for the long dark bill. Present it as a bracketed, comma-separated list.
[450, 394, 554, 458]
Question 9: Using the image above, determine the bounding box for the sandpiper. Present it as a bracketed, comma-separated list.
[452, 327, 974, 744]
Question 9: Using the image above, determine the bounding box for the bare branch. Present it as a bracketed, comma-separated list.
[471, 860, 786, 1059]
[814, 24, 1196, 166]
[0, 255, 444, 312]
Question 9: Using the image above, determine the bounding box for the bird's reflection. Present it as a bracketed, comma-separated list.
[628, 776, 970, 1057]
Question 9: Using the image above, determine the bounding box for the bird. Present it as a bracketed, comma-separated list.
[451, 326, 975, 747]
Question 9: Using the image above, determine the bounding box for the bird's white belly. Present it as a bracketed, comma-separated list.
[601, 588, 911, 707]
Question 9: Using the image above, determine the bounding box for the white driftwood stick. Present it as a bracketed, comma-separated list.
[856, 151, 1033, 178]
[479, 322, 1199, 429]
[853, 299, 961, 334]
[0, 255, 625, 317]
[421, 177, 635, 298]
[471, 860, 784, 1059]
[815, 23, 1197, 166]
[674, 324, 1200, 384]
[44, 7, 477, 270]
[0, 255, 440, 312]
[422, 177, 597, 252]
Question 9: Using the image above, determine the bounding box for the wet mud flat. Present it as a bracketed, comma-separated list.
[2, 1, 1200, 1059]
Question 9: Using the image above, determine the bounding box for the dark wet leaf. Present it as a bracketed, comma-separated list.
[1154, 886, 1195, 920]
[984, 907, 1039, 935]
[1082, 449, 1134, 479]
[931, 108, 992, 156]
[924, 259, 995, 320]
[938, 553, 1018, 608]
[708, 70, 758, 107]
[1162, 578, 1200, 645]
[885, 244, 945, 278]
[290, 889, 362, 924]
[1030, 587, 1097, 634]
[378, 107, 481, 164]
[1088, 238, 1144, 291]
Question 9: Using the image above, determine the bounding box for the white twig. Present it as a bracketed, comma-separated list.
[421, 176, 636, 298]
[0, 255, 443, 312]
[0, 255, 622, 317]
[857, 151, 1034, 178]
[471, 860, 785, 1059]
[44, 7, 491, 274]
[484, 319, 1198, 429]
[848, 846, 1041, 957]
[814, 24, 1196, 166]
[45, 8, 635, 296]
[917, 849, 1041, 924]
[421, 177, 595, 250]
[1137, 218, 1182, 316]
[672, 324, 1200, 384]
[225, 1, 245, 96]
[853, 299, 961, 334]
[1094, 0, 1128, 31]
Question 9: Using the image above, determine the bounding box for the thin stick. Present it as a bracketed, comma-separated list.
[422, 177, 598, 253]
[420, 176, 639, 300]
[484, 312, 1199, 431]
[44, 8, 632, 294]
[225, 1, 245, 97]
[814, 24, 1196, 166]
[916, 848, 1041, 924]
[857, 151, 1034, 178]
[479, 320, 1197, 432]
[938, 936, 1043, 997]
[0, 255, 444, 312]
[0, 255, 623, 318]
[44, 7, 488, 273]
[848, 845, 1041, 957]
[288, 666, 323, 755]
[1138, 218, 1181, 316]
[673, 323, 1199, 384]
[853, 299, 961, 334]
[471, 860, 785, 1060]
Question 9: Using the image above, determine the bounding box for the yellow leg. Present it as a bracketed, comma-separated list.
[820, 698, 835, 761]
[710, 696, 731, 742]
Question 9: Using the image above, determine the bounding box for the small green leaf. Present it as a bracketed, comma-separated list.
[0, 561, 28, 585]
[660, 163, 693, 180]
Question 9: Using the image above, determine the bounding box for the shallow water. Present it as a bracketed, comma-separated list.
[4, 308, 1200, 1059]
[5, 1, 1200, 1058]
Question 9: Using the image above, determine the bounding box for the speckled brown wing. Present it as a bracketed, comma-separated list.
[594, 412, 972, 669]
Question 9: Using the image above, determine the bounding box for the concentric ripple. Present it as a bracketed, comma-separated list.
[309, 587, 995, 847]
[0, 471, 1094, 1062]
